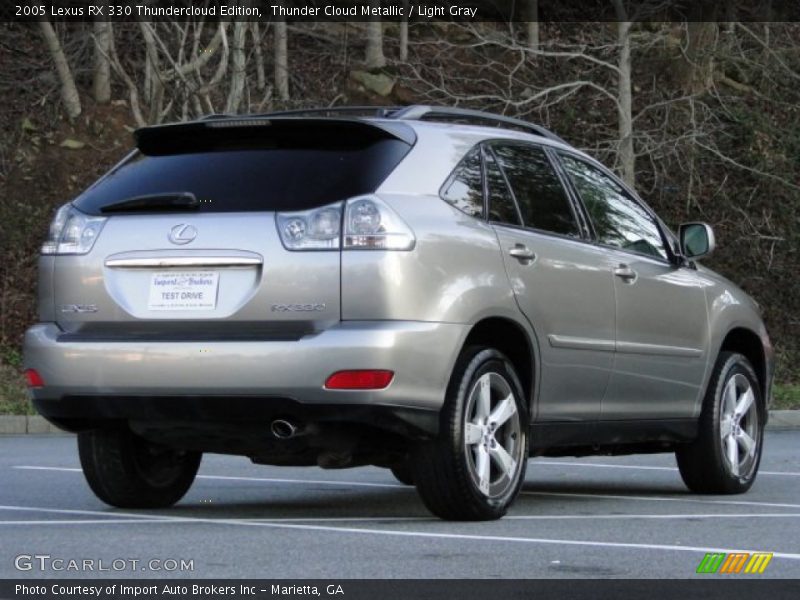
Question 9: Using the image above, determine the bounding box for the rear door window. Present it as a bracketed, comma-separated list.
[491, 143, 580, 237]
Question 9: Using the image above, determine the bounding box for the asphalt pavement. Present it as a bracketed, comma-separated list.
[1, 432, 799, 579]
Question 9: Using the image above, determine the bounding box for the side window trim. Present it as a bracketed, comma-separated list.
[481, 143, 524, 227]
[543, 146, 593, 241]
[555, 151, 676, 264]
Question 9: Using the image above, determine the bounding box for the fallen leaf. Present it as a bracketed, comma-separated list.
[60, 139, 85, 150]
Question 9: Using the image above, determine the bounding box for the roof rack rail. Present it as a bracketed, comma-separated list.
[199, 105, 566, 144]
[251, 106, 403, 119]
[389, 105, 567, 144]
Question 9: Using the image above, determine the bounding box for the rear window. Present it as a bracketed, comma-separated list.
[73, 136, 410, 215]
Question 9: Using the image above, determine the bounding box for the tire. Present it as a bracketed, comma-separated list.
[411, 346, 529, 520]
[78, 427, 202, 508]
[389, 463, 414, 486]
[676, 352, 764, 494]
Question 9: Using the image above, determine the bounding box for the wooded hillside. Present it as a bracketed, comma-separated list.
[0, 18, 797, 397]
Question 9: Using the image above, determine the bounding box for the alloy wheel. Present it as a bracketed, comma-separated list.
[463, 372, 524, 497]
[719, 373, 760, 479]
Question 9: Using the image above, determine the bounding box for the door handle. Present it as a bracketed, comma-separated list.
[509, 245, 536, 263]
[614, 264, 637, 283]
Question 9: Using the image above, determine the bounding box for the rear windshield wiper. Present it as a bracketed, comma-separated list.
[100, 192, 199, 213]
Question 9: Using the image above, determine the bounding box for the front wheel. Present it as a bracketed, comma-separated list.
[412, 347, 529, 520]
[676, 352, 764, 494]
[78, 427, 201, 508]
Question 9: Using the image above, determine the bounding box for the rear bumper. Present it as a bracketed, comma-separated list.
[24, 320, 466, 434]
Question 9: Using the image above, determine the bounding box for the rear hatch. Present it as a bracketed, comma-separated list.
[51, 118, 414, 341]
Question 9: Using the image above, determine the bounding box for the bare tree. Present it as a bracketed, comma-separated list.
[39, 20, 81, 118]
[226, 21, 247, 112]
[526, 0, 539, 51]
[613, 2, 635, 185]
[677, 3, 719, 94]
[140, 22, 164, 123]
[274, 17, 289, 101]
[365, 1, 386, 69]
[399, 4, 409, 62]
[92, 20, 112, 103]
[251, 22, 266, 91]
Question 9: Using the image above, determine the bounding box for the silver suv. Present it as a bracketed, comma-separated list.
[24, 106, 773, 520]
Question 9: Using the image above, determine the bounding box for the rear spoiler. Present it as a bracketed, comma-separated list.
[134, 117, 417, 156]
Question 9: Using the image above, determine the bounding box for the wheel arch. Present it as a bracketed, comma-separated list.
[718, 327, 767, 402]
[460, 317, 537, 414]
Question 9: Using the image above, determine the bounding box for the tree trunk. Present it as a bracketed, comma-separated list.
[274, 18, 289, 101]
[526, 0, 539, 51]
[365, 2, 386, 69]
[139, 22, 163, 123]
[617, 20, 635, 187]
[92, 20, 112, 103]
[677, 2, 719, 95]
[39, 20, 81, 119]
[681, 21, 718, 94]
[399, 5, 409, 62]
[226, 21, 247, 112]
[251, 22, 266, 91]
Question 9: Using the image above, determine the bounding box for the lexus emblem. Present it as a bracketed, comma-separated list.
[168, 224, 197, 245]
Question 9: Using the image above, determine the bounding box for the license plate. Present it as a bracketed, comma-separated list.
[147, 271, 219, 311]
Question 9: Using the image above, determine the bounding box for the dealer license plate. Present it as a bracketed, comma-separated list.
[147, 271, 219, 311]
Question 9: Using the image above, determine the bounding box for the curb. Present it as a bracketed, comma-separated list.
[767, 410, 800, 430]
[0, 415, 64, 434]
[1, 411, 799, 435]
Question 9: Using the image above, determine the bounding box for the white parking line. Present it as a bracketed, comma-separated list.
[1, 503, 799, 560]
[533, 460, 800, 477]
[197, 474, 406, 489]
[14, 465, 800, 510]
[12, 466, 408, 490]
[1, 512, 797, 525]
[505, 513, 800, 521]
[13, 466, 80, 472]
[0, 519, 171, 525]
[523, 490, 800, 510]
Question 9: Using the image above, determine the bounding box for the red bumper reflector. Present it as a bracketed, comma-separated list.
[325, 370, 394, 390]
[24, 369, 45, 388]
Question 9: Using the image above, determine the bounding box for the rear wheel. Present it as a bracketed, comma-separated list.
[78, 427, 201, 508]
[676, 352, 764, 494]
[389, 463, 414, 486]
[412, 347, 529, 520]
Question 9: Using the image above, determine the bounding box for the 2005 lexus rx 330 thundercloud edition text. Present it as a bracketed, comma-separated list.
[24, 106, 774, 520]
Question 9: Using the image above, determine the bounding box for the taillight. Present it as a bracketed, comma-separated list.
[325, 370, 394, 390]
[276, 196, 414, 251]
[24, 369, 45, 388]
[276, 202, 342, 250]
[41, 203, 107, 255]
[344, 196, 415, 250]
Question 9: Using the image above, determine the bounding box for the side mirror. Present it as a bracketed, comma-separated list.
[679, 222, 715, 260]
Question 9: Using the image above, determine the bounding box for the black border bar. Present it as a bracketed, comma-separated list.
[2, 1, 796, 23]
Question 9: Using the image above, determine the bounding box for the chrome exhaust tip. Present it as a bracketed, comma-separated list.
[271, 419, 300, 439]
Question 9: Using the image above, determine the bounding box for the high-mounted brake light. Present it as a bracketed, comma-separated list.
[24, 369, 45, 389]
[325, 370, 394, 390]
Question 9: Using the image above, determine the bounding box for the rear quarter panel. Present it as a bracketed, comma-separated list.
[341, 193, 522, 326]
